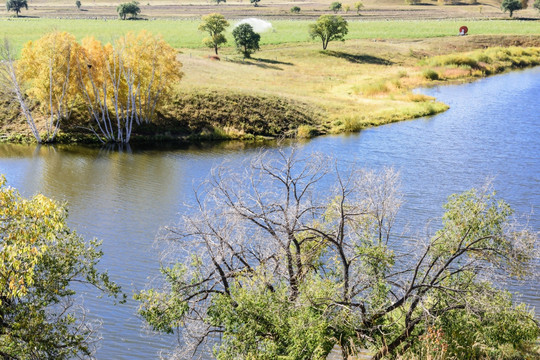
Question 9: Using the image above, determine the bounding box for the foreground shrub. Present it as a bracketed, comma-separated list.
[137, 149, 539, 360]
[423, 68, 440, 80]
[0, 176, 123, 359]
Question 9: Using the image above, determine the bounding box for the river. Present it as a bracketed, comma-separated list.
[0, 67, 539, 359]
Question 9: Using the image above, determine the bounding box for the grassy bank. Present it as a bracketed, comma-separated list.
[174, 34, 540, 137]
[1, 25, 540, 144]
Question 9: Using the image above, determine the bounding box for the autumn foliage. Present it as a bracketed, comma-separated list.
[18, 32, 81, 141]
[17, 30, 183, 143]
[0, 176, 124, 358]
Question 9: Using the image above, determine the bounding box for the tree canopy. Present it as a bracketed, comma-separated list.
[198, 13, 230, 56]
[354, 1, 364, 14]
[232, 23, 260, 58]
[137, 149, 539, 360]
[309, 15, 348, 50]
[0, 176, 124, 359]
[330, 1, 342, 13]
[5, 0, 27, 17]
[117, 1, 140, 19]
[501, 0, 522, 17]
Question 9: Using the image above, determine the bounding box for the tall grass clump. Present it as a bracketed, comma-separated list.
[433, 55, 479, 69]
[429, 47, 540, 76]
[355, 79, 390, 96]
[296, 124, 317, 138]
[343, 117, 363, 132]
[423, 69, 440, 80]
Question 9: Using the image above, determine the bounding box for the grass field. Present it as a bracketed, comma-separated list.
[1, 15, 540, 142]
[1, 18, 540, 53]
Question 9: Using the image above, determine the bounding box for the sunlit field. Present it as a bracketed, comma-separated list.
[1, 18, 539, 53]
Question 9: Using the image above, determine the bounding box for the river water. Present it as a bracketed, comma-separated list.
[0, 67, 539, 359]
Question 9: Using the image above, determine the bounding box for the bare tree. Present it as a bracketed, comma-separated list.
[0, 39, 41, 143]
[138, 148, 539, 360]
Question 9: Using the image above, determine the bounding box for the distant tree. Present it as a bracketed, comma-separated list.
[501, 0, 522, 16]
[6, 0, 27, 17]
[212, 0, 226, 4]
[75, 0, 81, 9]
[330, 1, 342, 12]
[520, 0, 528, 8]
[344, 4, 350, 12]
[117, 1, 140, 19]
[354, 1, 363, 14]
[198, 13, 229, 55]
[0, 177, 124, 359]
[534, 0, 540, 11]
[290, 5, 300, 13]
[232, 23, 260, 58]
[250, 0, 260, 6]
[309, 15, 348, 50]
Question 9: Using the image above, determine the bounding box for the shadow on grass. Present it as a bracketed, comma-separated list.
[322, 50, 393, 65]
[8, 15, 41, 18]
[227, 58, 285, 70]
[513, 17, 540, 21]
[253, 57, 294, 66]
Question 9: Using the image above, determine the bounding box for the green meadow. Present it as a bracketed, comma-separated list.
[1, 18, 540, 52]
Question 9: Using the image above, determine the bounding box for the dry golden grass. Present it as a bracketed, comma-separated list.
[174, 34, 540, 136]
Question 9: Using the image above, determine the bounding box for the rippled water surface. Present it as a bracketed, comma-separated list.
[0, 67, 539, 359]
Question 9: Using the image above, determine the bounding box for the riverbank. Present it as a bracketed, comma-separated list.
[1, 34, 539, 144]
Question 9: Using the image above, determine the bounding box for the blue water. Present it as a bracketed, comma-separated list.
[0, 67, 538, 359]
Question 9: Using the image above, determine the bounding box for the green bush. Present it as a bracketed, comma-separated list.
[117, 1, 140, 19]
[290, 6, 301, 13]
[330, 1, 342, 12]
[423, 69, 440, 80]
